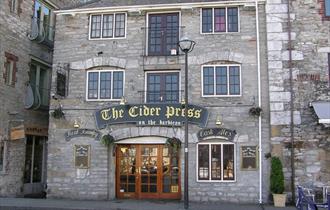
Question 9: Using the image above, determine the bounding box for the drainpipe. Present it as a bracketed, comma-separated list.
[255, 0, 263, 204]
[286, 0, 296, 203]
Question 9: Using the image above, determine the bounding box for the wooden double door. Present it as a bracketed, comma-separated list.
[116, 144, 181, 199]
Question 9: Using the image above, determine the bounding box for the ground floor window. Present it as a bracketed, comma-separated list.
[197, 142, 235, 181]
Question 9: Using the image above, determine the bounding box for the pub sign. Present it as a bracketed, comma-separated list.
[95, 103, 209, 129]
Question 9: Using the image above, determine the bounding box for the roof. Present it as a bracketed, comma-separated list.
[61, 0, 245, 10]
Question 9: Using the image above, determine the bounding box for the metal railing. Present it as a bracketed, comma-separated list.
[137, 90, 183, 104]
[28, 83, 50, 110]
[28, 17, 55, 48]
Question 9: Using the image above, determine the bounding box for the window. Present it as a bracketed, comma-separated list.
[33, 1, 55, 42]
[202, 65, 241, 96]
[56, 72, 66, 97]
[197, 143, 235, 181]
[10, 0, 16, 13]
[0, 142, 4, 172]
[29, 61, 51, 108]
[146, 72, 180, 103]
[148, 13, 179, 56]
[90, 13, 126, 39]
[326, 0, 330, 16]
[241, 146, 258, 170]
[201, 7, 239, 33]
[3, 52, 18, 86]
[86, 70, 124, 100]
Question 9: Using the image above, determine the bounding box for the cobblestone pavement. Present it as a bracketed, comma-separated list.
[0, 198, 297, 210]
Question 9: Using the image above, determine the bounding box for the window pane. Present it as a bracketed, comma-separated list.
[211, 145, 221, 180]
[216, 66, 227, 95]
[214, 8, 226, 32]
[165, 14, 179, 55]
[113, 71, 124, 99]
[223, 144, 234, 180]
[100, 72, 111, 99]
[326, 0, 330, 16]
[198, 145, 209, 180]
[202, 8, 213, 33]
[165, 73, 179, 103]
[0, 143, 4, 171]
[103, 14, 113, 38]
[147, 74, 161, 102]
[88, 72, 98, 99]
[227, 7, 238, 32]
[229, 66, 240, 95]
[148, 15, 162, 55]
[91, 15, 101, 38]
[39, 68, 50, 106]
[203, 67, 214, 95]
[115, 13, 125, 37]
[34, 1, 41, 19]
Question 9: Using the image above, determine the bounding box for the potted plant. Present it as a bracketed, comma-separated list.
[270, 156, 286, 207]
[100, 134, 115, 147]
[165, 137, 181, 153]
[249, 106, 263, 116]
[51, 106, 65, 119]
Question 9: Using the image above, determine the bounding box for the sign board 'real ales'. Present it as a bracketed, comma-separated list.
[95, 104, 209, 129]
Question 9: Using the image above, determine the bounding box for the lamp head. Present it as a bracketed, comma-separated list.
[178, 37, 196, 53]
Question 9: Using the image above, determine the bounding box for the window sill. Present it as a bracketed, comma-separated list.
[196, 179, 237, 183]
[202, 95, 241, 98]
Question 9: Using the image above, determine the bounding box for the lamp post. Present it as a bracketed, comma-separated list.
[178, 37, 195, 209]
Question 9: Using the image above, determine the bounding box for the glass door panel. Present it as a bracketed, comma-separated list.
[118, 145, 136, 196]
[140, 146, 158, 194]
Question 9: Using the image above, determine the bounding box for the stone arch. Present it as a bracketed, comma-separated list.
[70, 56, 127, 70]
[111, 127, 199, 143]
[191, 50, 244, 65]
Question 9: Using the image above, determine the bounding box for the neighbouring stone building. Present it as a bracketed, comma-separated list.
[0, 0, 83, 197]
[266, 0, 330, 202]
[47, 0, 271, 203]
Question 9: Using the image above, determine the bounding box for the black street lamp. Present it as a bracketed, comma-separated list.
[178, 37, 195, 209]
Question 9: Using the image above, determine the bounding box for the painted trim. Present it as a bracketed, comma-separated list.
[201, 64, 242, 97]
[196, 142, 237, 183]
[85, 69, 125, 101]
[116, 136, 167, 144]
[88, 13, 127, 40]
[199, 7, 240, 35]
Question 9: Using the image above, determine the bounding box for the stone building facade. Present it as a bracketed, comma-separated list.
[266, 0, 330, 202]
[0, 0, 83, 197]
[48, 0, 271, 203]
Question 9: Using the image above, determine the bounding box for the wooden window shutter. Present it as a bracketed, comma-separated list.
[3, 61, 8, 83]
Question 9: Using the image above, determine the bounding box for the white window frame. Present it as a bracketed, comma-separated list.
[86, 70, 125, 101]
[196, 142, 236, 183]
[88, 13, 127, 40]
[145, 11, 181, 56]
[144, 70, 181, 103]
[199, 7, 240, 34]
[201, 64, 242, 97]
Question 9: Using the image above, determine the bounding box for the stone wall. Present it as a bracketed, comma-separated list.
[0, 0, 82, 197]
[266, 0, 330, 201]
[48, 2, 270, 203]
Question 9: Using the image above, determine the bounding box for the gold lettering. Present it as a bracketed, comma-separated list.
[101, 109, 111, 120]
[143, 105, 150, 116]
[155, 107, 161, 116]
[175, 108, 182, 117]
[166, 106, 175, 119]
[194, 109, 201, 118]
[129, 106, 139, 117]
[188, 108, 194, 118]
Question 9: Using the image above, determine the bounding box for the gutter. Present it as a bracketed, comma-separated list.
[54, 0, 266, 15]
[286, 0, 296, 203]
[255, 0, 263, 204]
